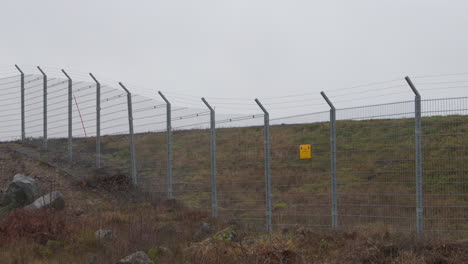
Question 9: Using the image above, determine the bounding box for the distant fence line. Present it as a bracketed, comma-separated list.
[0, 65, 467, 237]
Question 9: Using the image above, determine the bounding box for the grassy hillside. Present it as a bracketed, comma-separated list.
[0, 144, 467, 263]
[41, 115, 468, 234]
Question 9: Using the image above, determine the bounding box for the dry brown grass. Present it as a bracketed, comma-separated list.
[183, 226, 467, 264]
[0, 195, 466, 263]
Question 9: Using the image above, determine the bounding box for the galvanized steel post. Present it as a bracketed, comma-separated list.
[405, 76, 424, 235]
[119, 82, 138, 185]
[255, 98, 272, 232]
[15, 65, 25, 143]
[321, 91, 338, 230]
[37, 66, 47, 151]
[202, 97, 217, 218]
[158, 91, 173, 199]
[62, 70, 73, 162]
[89, 73, 101, 168]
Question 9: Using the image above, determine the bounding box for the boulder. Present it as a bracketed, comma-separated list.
[0, 174, 42, 213]
[11, 174, 42, 201]
[26, 191, 65, 210]
[213, 227, 237, 242]
[117, 251, 153, 264]
[95, 229, 116, 240]
[147, 246, 173, 262]
[193, 221, 214, 240]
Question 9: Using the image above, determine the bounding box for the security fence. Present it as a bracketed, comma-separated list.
[0, 65, 467, 237]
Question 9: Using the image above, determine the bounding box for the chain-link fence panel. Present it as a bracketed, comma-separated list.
[0, 74, 26, 142]
[171, 109, 211, 211]
[335, 101, 417, 232]
[421, 97, 468, 236]
[270, 111, 331, 230]
[99, 85, 133, 176]
[23, 75, 51, 149]
[130, 94, 168, 198]
[215, 115, 266, 231]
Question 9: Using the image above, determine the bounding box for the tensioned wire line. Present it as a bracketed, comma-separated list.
[412, 72, 468, 78]
[100, 110, 210, 131]
[164, 87, 411, 110]
[8, 66, 442, 110]
[0, 75, 36, 87]
[215, 114, 264, 124]
[27, 82, 97, 104]
[4, 65, 151, 99]
[100, 99, 161, 114]
[24, 81, 87, 104]
[419, 85, 468, 92]
[167, 78, 402, 102]
[0, 71, 20, 77]
[414, 80, 468, 85]
[23, 79, 62, 94]
[165, 77, 404, 101]
[0, 74, 22, 83]
[66, 88, 123, 106]
[0, 77, 43, 97]
[330, 90, 415, 104]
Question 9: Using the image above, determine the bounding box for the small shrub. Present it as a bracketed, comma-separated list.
[147, 247, 173, 263]
[213, 227, 237, 242]
[0, 209, 72, 245]
[69, 230, 102, 253]
[36, 244, 53, 257]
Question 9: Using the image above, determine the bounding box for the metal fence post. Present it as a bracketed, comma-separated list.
[405, 76, 424, 235]
[254, 98, 272, 232]
[321, 91, 338, 230]
[62, 70, 73, 162]
[15, 65, 25, 143]
[90, 73, 101, 168]
[37, 66, 47, 151]
[119, 82, 138, 185]
[202, 97, 217, 218]
[158, 91, 173, 200]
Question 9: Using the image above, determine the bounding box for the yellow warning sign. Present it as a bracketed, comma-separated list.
[299, 144, 312, 159]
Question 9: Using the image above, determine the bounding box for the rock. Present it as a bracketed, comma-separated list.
[117, 251, 153, 264]
[0, 174, 42, 213]
[194, 221, 214, 240]
[95, 229, 116, 240]
[26, 191, 65, 210]
[74, 208, 84, 216]
[213, 227, 237, 242]
[184, 227, 238, 258]
[148, 246, 173, 262]
[11, 174, 42, 201]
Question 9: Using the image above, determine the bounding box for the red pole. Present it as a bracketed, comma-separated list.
[73, 94, 87, 137]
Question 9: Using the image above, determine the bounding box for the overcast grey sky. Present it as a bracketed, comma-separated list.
[1, 0, 468, 115]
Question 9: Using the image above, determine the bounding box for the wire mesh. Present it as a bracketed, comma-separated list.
[269, 111, 331, 230]
[0, 74, 23, 142]
[46, 79, 97, 169]
[215, 115, 266, 231]
[170, 109, 211, 210]
[130, 94, 168, 197]
[0, 69, 467, 236]
[421, 97, 468, 235]
[335, 101, 417, 232]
